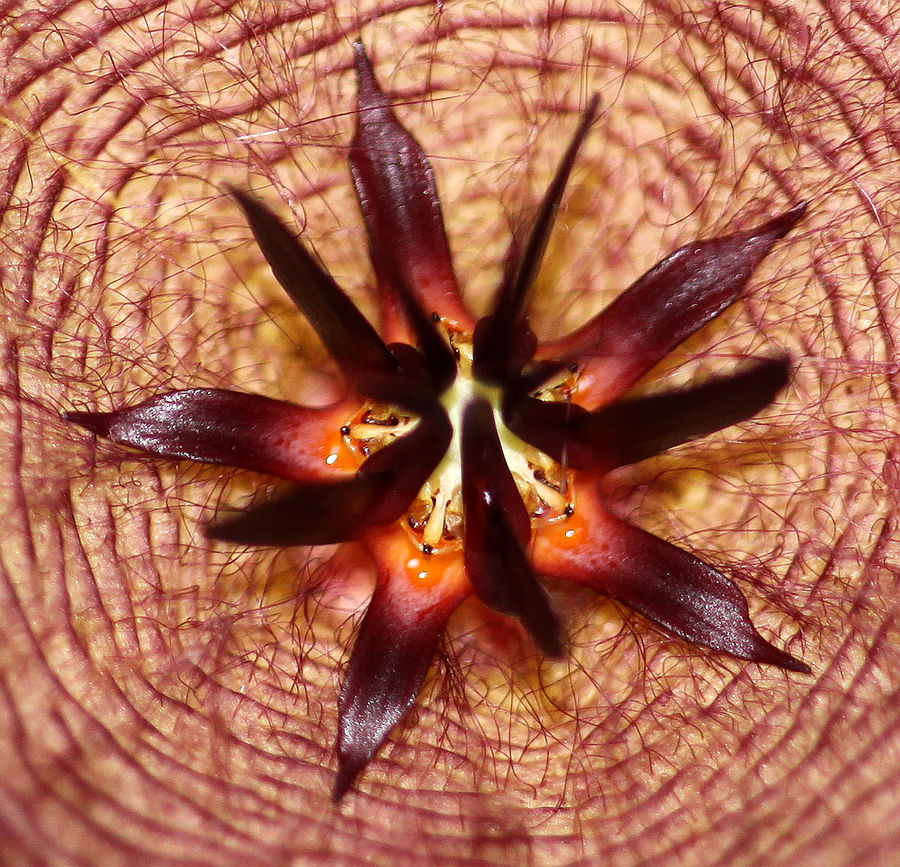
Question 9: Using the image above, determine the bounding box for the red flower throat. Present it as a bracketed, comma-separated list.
[66, 42, 809, 801]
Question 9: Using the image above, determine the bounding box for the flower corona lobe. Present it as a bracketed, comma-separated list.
[65, 40, 810, 801]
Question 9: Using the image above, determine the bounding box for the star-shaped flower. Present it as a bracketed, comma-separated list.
[67, 42, 809, 801]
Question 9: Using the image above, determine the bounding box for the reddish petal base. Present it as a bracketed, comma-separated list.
[335, 527, 469, 801]
[534, 482, 810, 673]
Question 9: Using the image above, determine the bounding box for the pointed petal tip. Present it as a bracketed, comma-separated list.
[782, 656, 812, 675]
[203, 519, 242, 545]
[352, 39, 384, 104]
[758, 353, 791, 385]
[540, 629, 566, 661]
[228, 187, 272, 229]
[331, 752, 365, 803]
[752, 355, 792, 404]
[752, 639, 811, 675]
[228, 186, 269, 230]
[761, 201, 808, 239]
[478, 88, 602, 372]
[524, 586, 566, 659]
[227, 184, 250, 207]
[63, 409, 109, 436]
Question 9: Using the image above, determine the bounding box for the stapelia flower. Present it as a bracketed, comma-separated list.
[66, 41, 810, 801]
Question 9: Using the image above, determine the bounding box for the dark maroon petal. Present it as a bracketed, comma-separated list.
[347, 43, 456, 389]
[571, 356, 791, 467]
[501, 390, 594, 469]
[461, 398, 563, 657]
[541, 203, 807, 406]
[349, 42, 470, 333]
[207, 405, 451, 546]
[474, 95, 600, 382]
[229, 188, 402, 393]
[64, 389, 351, 481]
[534, 496, 809, 672]
[601, 521, 810, 671]
[391, 293, 457, 394]
[505, 356, 790, 471]
[206, 473, 392, 546]
[333, 549, 466, 801]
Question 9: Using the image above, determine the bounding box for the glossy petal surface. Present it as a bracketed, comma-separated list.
[543, 203, 807, 407]
[461, 399, 563, 657]
[335, 525, 468, 801]
[209, 406, 452, 545]
[349, 41, 471, 339]
[534, 482, 809, 672]
[65, 389, 352, 481]
[505, 356, 790, 471]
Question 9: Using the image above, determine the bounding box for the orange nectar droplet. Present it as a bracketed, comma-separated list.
[365, 524, 468, 594]
[537, 509, 589, 550]
[321, 426, 359, 472]
[403, 548, 462, 589]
